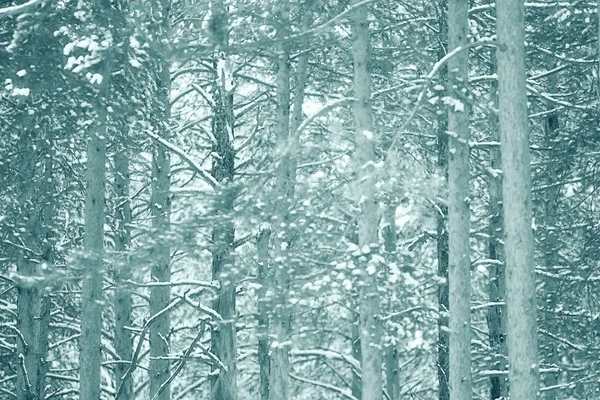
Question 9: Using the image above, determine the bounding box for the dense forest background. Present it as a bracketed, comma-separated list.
[1, 0, 599, 399]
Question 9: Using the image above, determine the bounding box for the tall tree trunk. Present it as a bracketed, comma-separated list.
[382, 205, 399, 400]
[351, 1, 382, 399]
[149, 1, 172, 399]
[496, 1, 540, 398]
[447, 0, 472, 398]
[79, 1, 110, 395]
[540, 66, 560, 400]
[80, 68, 108, 400]
[209, 2, 237, 399]
[269, 4, 293, 399]
[114, 142, 133, 400]
[487, 54, 508, 400]
[257, 224, 271, 400]
[351, 319, 362, 400]
[436, 3, 450, 399]
[35, 129, 54, 400]
[16, 124, 41, 400]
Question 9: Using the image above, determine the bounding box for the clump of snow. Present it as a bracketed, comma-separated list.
[442, 96, 465, 112]
[16, 69, 26, 77]
[129, 58, 142, 68]
[12, 87, 30, 96]
[129, 36, 140, 49]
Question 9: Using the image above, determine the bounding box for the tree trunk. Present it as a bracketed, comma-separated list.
[35, 131, 54, 400]
[209, 3, 237, 399]
[447, 0, 472, 398]
[80, 77, 108, 400]
[114, 143, 133, 400]
[79, 2, 110, 393]
[269, 5, 293, 399]
[351, 317, 362, 400]
[540, 66, 560, 400]
[149, 1, 172, 399]
[496, 1, 540, 398]
[436, 3, 450, 399]
[382, 205, 399, 400]
[257, 224, 271, 400]
[15, 117, 41, 400]
[351, 1, 382, 399]
[487, 54, 508, 400]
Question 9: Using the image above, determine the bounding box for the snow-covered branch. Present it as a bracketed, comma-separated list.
[0, 0, 44, 18]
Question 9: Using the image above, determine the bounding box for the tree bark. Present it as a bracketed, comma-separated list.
[114, 142, 133, 400]
[209, 3, 237, 399]
[487, 54, 508, 400]
[149, 1, 172, 399]
[382, 205, 399, 400]
[16, 128, 41, 400]
[351, 1, 382, 399]
[79, 2, 110, 395]
[496, 0, 540, 398]
[257, 224, 271, 400]
[269, 4, 293, 399]
[540, 65, 560, 400]
[80, 73, 108, 400]
[436, 3, 450, 399]
[447, 0, 472, 399]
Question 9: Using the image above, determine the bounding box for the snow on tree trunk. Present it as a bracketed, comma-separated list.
[149, 1, 172, 398]
[210, 3, 237, 399]
[487, 54, 508, 400]
[114, 142, 133, 400]
[496, 0, 540, 398]
[436, 3, 450, 399]
[351, 1, 382, 399]
[447, 0, 472, 398]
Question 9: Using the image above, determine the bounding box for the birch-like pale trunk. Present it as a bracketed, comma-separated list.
[149, 1, 172, 399]
[447, 0, 472, 398]
[351, 1, 382, 399]
[114, 142, 133, 400]
[487, 54, 508, 400]
[497, 0, 540, 398]
[209, 3, 237, 399]
[436, 3, 450, 399]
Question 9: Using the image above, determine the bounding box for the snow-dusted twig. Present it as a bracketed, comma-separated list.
[385, 40, 499, 162]
[143, 129, 218, 189]
[114, 297, 184, 399]
[290, 373, 358, 400]
[150, 321, 206, 400]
